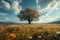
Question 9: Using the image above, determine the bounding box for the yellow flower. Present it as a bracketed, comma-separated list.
[8, 33, 16, 39]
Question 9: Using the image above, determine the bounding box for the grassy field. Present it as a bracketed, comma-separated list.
[0, 24, 60, 40]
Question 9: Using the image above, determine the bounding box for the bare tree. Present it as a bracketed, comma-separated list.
[18, 7, 40, 24]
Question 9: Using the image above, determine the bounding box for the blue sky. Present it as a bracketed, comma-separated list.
[0, 0, 60, 23]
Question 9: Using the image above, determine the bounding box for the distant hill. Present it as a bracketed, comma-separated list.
[0, 21, 20, 24]
[0, 21, 60, 24]
[49, 21, 60, 24]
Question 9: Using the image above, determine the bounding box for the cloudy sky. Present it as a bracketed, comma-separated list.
[0, 0, 60, 23]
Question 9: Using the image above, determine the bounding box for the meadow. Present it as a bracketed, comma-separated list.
[0, 24, 60, 40]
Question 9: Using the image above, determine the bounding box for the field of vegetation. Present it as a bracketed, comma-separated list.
[0, 24, 60, 40]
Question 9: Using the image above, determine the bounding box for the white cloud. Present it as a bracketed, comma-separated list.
[0, 0, 22, 14]
[37, 15, 60, 23]
[46, 0, 60, 16]
[0, 17, 9, 21]
[8, 0, 22, 3]
[3, 1, 10, 9]
[36, 0, 60, 23]
[0, 17, 19, 22]
[0, 13, 7, 16]
[36, 0, 60, 15]
[0, 1, 10, 10]
[12, 1, 21, 14]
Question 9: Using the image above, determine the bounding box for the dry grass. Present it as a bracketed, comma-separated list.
[0, 24, 60, 33]
[0, 24, 60, 40]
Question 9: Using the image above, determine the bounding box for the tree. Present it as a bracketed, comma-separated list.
[18, 7, 40, 24]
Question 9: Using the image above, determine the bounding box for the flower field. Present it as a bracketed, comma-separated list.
[0, 24, 60, 40]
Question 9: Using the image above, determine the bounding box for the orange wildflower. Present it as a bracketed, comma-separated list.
[8, 33, 16, 40]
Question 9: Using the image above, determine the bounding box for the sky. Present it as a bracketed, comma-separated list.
[0, 0, 60, 23]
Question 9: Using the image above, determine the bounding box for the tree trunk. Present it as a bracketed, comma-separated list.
[28, 20, 31, 24]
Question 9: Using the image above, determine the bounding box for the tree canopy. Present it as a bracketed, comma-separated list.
[18, 7, 40, 24]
